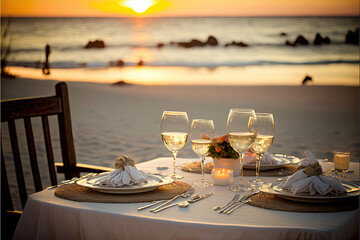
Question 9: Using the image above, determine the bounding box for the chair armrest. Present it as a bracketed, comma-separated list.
[55, 162, 113, 174]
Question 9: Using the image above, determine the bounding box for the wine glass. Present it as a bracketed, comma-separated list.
[227, 108, 257, 192]
[249, 113, 275, 186]
[161, 111, 189, 179]
[190, 119, 214, 188]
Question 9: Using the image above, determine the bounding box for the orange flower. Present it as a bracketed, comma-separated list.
[215, 146, 222, 152]
[201, 133, 210, 140]
[216, 136, 224, 144]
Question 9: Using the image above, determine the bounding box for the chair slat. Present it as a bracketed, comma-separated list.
[56, 83, 79, 179]
[41, 116, 58, 185]
[1, 96, 62, 121]
[24, 117, 43, 191]
[8, 120, 28, 208]
[1, 149, 14, 212]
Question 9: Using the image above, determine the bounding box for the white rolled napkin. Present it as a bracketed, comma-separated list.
[282, 150, 346, 195]
[93, 155, 147, 187]
[244, 152, 277, 165]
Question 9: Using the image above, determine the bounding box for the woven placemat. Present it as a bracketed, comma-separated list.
[181, 162, 297, 177]
[247, 192, 359, 212]
[54, 181, 191, 203]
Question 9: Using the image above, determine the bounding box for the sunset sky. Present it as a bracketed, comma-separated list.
[2, 0, 359, 17]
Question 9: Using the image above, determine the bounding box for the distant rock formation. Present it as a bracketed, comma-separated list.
[313, 33, 330, 45]
[302, 75, 313, 85]
[109, 59, 125, 67]
[206, 36, 218, 46]
[285, 35, 309, 47]
[85, 40, 105, 48]
[224, 41, 249, 47]
[137, 59, 144, 66]
[157, 43, 165, 48]
[172, 35, 218, 48]
[345, 28, 359, 45]
[112, 80, 133, 86]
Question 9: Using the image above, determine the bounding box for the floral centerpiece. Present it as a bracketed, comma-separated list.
[207, 134, 240, 176]
[208, 134, 239, 159]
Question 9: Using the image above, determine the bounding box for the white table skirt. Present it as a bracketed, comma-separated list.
[14, 158, 359, 240]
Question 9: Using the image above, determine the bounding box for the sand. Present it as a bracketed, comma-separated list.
[2, 77, 358, 165]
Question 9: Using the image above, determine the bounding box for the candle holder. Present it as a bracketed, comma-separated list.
[212, 168, 233, 186]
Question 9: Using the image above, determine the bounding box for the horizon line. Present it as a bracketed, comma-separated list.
[2, 15, 359, 18]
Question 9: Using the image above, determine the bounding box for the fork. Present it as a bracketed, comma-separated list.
[150, 187, 195, 212]
[45, 172, 98, 190]
[216, 194, 240, 213]
[223, 191, 259, 214]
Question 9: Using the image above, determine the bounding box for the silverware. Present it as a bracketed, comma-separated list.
[137, 200, 168, 211]
[223, 191, 259, 214]
[153, 192, 214, 213]
[214, 194, 240, 211]
[150, 187, 195, 212]
[218, 194, 242, 213]
[45, 172, 98, 190]
[225, 199, 252, 214]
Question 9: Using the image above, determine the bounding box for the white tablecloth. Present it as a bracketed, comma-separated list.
[14, 158, 359, 240]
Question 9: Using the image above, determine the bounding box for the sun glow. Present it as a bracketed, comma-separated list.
[123, 0, 154, 13]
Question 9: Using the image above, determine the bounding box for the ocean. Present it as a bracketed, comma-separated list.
[5, 17, 359, 70]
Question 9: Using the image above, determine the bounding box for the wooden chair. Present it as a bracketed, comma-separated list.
[1, 82, 111, 239]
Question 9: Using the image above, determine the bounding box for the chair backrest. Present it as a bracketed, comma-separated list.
[1, 82, 78, 210]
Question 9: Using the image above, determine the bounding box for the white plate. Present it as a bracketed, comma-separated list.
[260, 181, 359, 202]
[77, 173, 174, 194]
[243, 154, 300, 170]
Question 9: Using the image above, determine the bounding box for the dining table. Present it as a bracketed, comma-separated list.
[14, 157, 359, 240]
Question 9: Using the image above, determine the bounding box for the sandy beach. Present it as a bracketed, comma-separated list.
[2, 77, 358, 166]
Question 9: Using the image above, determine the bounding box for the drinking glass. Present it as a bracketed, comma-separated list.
[249, 113, 275, 186]
[190, 119, 214, 188]
[161, 111, 189, 179]
[227, 108, 257, 192]
[333, 151, 350, 180]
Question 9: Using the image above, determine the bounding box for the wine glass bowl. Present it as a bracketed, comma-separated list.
[161, 111, 189, 179]
[227, 108, 257, 192]
[190, 119, 214, 188]
[249, 113, 275, 187]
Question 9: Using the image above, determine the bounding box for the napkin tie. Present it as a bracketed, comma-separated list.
[94, 155, 147, 187]
[282, 150, 346, 195]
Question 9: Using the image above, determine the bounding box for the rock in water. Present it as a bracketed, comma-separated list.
[85, 40, 105, 48]
[206, 36, 218, 46]
[313, 33, 331, 45]
[294, 35, 309, 46]
[345, 28, 359, 45]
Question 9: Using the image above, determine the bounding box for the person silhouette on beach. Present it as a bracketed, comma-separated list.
[42, 44, 51, 75]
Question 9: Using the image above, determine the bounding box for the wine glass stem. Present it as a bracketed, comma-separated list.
[172, 151, 178, 177]
[256, 153, 263, 180]
[239, 153, 245, 185]
[200, 156, 205, 183]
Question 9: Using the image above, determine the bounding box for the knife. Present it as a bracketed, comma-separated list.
[153, 193, 214, 213]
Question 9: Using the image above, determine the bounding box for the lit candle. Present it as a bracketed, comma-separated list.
[212, 168, 233, 186]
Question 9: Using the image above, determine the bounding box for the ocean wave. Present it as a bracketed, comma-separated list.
[8, 59, 359, 69]
[9, 41, 356, 54]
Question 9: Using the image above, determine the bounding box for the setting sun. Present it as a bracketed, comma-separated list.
[123, 0, 154, 13]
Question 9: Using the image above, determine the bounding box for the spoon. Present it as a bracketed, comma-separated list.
[178, 201, 190, 208]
